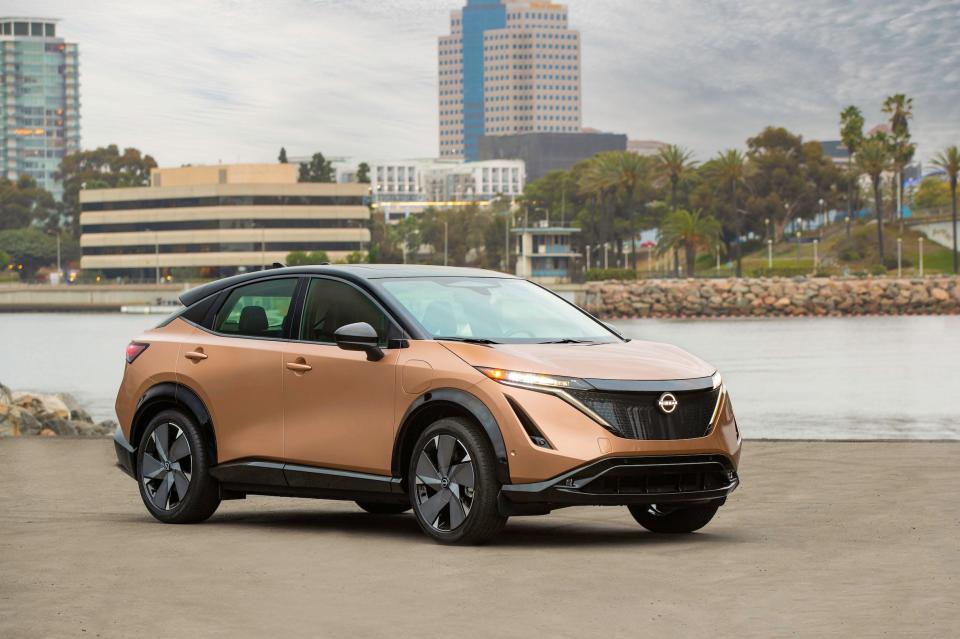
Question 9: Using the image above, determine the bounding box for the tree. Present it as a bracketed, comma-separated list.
[577, 152, 658, 268]
[932, 146, 960, 274]
[840, 105, 865, 230]
[298, 152, 334, 183]
[356, 162, 370, 184]
[58, 145, 157, 237]
[744, 127, 816, 240]
[856, 136, 890, 264]
[0, 249, 10, 267]
[655, 144, 697, 211]
[523, 169, 577, 224]
[658, 209, 721, 277]
[882, 94, 915, 221]
[278, 147, 288, 163]
[0, 176, 59, 231]
[285, 250, 329, 266]
[0, 228, 78, 278]
[704, 149, 751, 277]
[913, 177, 951, 210]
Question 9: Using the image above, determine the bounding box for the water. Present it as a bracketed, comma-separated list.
[0, 313, 957, 440]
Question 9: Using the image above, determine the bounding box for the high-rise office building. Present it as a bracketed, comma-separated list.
[439, 0, 581, 161]
[0, 18, 80, 200]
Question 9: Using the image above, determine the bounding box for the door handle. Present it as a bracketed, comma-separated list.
[184, 350, 208, 361]
[286, 362, 312, 372]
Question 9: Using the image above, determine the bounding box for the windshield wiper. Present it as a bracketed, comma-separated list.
[538, 338, 595, 344]
[434, 336, 500, 344]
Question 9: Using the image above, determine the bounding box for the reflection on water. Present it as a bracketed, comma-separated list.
[0, 313, 956, 439]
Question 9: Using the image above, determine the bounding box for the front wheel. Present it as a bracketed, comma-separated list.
[136, 409, 220, 524]
[628, 501, 721, 533]
[408, 417, 507, 544]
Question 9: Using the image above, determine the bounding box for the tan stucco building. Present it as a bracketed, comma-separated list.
[80, 164, 369, 279]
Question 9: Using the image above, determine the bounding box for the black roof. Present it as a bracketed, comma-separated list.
[179, 264, 516, 306]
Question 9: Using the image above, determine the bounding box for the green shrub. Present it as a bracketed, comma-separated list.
[586, 268, 637, 281]
[748, 266, 815, 278]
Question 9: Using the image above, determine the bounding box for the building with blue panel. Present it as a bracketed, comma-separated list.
[439, 1, 582, 161]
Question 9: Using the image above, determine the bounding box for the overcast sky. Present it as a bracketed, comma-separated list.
[11, 0, 960, 167]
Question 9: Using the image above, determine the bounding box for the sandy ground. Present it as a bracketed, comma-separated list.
[0, 439, 957, 638]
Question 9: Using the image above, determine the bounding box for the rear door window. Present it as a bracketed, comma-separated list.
[214, 278, 298, 338]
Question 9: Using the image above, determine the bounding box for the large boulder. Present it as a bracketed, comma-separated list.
[12, 392, 71, 421]
[0, 404, 43, 437]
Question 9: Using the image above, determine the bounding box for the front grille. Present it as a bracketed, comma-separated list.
[566, 387, 721, 440]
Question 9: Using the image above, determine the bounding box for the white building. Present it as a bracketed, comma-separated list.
[328, 157, 526, 222]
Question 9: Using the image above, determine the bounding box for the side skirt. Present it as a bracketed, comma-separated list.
[210, 460, 406, 504]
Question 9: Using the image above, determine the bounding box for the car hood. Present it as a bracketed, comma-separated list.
[441, 340, 715, 382]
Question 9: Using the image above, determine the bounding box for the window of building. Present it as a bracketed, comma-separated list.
[14, 22, 28, 35]
[215, 278, 298, 338]
[45, 23, 55, 37]
[31, 22, 44, 36]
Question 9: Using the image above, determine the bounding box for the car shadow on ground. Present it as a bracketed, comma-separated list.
[158, 508, 747, 547]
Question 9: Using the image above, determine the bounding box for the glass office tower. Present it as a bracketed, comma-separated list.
[0, 18, 80, 200]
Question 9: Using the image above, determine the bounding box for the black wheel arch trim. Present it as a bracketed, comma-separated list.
[128, 382, 216, 471]
[393, 387, 510, 484]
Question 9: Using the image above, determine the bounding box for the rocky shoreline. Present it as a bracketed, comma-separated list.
[583, 276, 960, 319]
[0, 383, 116, 438]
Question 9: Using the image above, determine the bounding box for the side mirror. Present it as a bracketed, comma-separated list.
[334, 322, 384, 361]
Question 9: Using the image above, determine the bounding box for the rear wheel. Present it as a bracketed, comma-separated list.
[408, 417, 507, 545]
[628, 501, 721, 533]
[136, 409, 220, 524]
[356, 501, 411, 515]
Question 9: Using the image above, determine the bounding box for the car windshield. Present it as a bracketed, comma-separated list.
[377, 277, 620, 344]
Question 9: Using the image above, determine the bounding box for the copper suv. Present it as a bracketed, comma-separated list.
[114, 265, 741, 544]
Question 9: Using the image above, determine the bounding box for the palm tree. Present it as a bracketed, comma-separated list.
[655, 145, 697, 275]
[706, 149, 750, 277]
[577, 152, 656, 267]
[882, 94, 915, 221]
[658, 209, 721, 277]
[856, 136, 890, 264]
[839, 106, 865, 233]
[932, 146, 960, 274]
[655, 144, 697, 211]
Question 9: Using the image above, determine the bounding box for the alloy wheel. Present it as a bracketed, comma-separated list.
[141, 422, 192, 510]
[414, 434, 476, 532]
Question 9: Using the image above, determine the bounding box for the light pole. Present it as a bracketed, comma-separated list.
[813, 239, 819, 274]
[716, 244, 721, 271]
[603, 243, 609, 270]
[795, 230, 801, 263]
[818, 198, 825, 228]
[443, 218, 448, 266]
[845, 215, 851, 238]
[260, 227, 266, 271]
[767, 239, 773, 269]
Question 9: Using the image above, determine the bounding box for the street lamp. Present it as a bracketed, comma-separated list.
[795, 230, 801, 263]
[818, 198, 825, 228]
[897, 237, 902, 278]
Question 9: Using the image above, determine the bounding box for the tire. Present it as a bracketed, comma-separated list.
[408, 417, 507, 545]
[356, 501, 411, 515]
[136, 409, 221, 524]
[628, 501, 721, 533]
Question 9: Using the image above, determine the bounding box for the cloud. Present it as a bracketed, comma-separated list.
[8, 0, 959, 166]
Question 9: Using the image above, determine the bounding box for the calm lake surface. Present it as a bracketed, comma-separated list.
[0, 313, 957, 440]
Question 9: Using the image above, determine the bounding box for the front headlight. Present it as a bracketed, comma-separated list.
[476, 367, 593, 391]
[712, 371, 722, 389]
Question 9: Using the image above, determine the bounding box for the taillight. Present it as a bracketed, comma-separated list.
[125, 342, 149, 364]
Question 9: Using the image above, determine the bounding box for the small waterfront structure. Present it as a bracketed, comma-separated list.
[512, 222, 580, 283]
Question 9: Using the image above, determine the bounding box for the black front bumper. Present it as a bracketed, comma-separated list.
[499, 455, 738, 515]
[114, 427, 136, 478]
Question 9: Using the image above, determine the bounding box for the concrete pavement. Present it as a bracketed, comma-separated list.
[0, 439, 957, 638]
